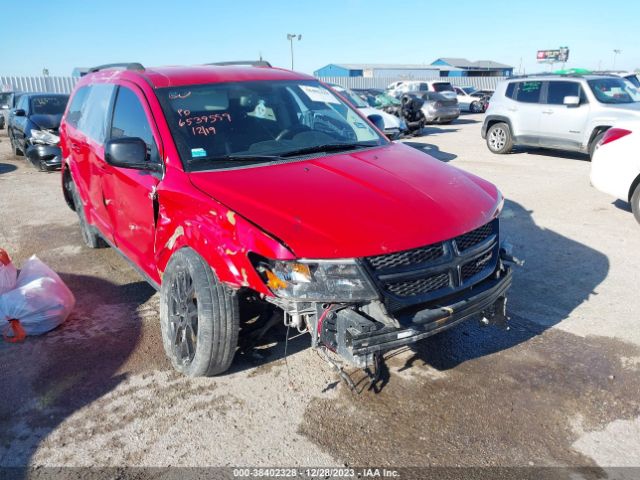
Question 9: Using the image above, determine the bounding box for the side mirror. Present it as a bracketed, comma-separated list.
[563, 96, 580, 107]
[367, 114, 385, 132]
[104, 137, 162, 172]
[14, 109, 25, 116]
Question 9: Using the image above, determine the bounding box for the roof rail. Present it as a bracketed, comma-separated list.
[89, 62, 145, 73]
[206, 60, 272, 68]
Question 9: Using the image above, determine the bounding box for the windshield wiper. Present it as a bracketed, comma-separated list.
[279, 142, 375, 158]
[189, 153, 284, 164]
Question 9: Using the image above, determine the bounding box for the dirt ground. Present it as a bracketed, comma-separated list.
[1, 116, 639, 475]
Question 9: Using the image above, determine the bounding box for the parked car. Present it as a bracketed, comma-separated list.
[482, 74, 640, 158]
[453, 86, 485, 113]
[387, 80, 458, 101]
[330, 84, 407, 138]
[590, 122, 640, 223]
[416, 92, 460, 124]
[8, 93, 69, 170]
[0, 91, 15, 129]
[60, 62, 512, 377]
[471, 89, 494, 111]
[352, 88, 402, 116]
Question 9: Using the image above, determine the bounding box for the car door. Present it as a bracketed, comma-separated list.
[537, 80, 590, 151]
[75, 84, 118, 242]
[13, 96, 28, 149]
[101, 83, 162, 277]
[509, 81, 543, 144]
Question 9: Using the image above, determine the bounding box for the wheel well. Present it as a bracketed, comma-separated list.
[486, 117, 512, 133]
[62, 166, 76, 212]
[588, 126, 610, 147]
[629, 174, 640, 203]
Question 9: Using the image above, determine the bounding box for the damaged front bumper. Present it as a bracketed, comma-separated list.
[334, 266, 512, 366]
[26, 144, 62, 170]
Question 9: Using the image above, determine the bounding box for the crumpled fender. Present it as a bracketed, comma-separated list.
[154, 176, 295, 294]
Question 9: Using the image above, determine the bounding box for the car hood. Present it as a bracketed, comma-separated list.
[188, 142, 500, 258]
[29, 113, 63, 130]
[357, 106, 401, 129]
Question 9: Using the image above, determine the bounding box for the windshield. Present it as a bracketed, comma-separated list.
[336, 87, 369, 108]
[588, 78, 640, 104]
[373, 92, 400, 107]
[0, 92, 13, 108]
[462, 87, 476, 94]
[433, 82, 455, 93]
[158, 80, 386, 171]
[30, 96, 68, 115]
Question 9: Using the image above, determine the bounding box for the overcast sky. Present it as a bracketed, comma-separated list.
[1, 0, 638, 77]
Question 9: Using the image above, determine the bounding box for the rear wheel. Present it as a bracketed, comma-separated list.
[631, 182, 640, 225]
[70, 181, 107, 248]
[486, 122, 513, 154]
[160, 248, 240, 377]
[470, 101, 483, 113]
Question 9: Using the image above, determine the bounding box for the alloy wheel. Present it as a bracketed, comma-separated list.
[169, 268, 199, 365]
[489, 127, 507, 151]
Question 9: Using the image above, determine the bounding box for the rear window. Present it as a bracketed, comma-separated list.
[433, 82, 454, 93]
[515, 81, 542, 103]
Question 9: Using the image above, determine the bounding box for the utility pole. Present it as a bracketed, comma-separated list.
[613, 49, 622, 70]
[286, 34, 302, 70]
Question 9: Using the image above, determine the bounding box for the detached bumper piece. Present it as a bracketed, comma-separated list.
[26, 145, 62, 171]
[336, 267, 512, 365]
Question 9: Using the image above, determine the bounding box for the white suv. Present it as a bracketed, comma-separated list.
[481, 74, 640, 158]
[387, 80, 457, 101]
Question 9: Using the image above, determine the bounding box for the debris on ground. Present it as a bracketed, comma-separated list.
[0, 253, 75, 342]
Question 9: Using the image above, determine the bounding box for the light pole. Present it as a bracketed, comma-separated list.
[286, 34, 302, 70]
[613, 49, 622, 70]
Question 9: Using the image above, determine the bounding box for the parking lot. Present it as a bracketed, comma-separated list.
[1, 113, 640, 472]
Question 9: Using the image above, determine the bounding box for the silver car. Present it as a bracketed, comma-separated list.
[481, 74, 640, 157]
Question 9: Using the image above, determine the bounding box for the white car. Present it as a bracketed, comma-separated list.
[590, 121, 640, 223]
[331, 85, 407, 139]
[387, 80, 458, 101]
[453, 86, 485, 113]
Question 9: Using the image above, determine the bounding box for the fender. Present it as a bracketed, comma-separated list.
[153, 175, 295, 295]
[482, 115, 514, 139]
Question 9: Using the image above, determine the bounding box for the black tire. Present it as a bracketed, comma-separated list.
[631, 182, 640, 225]
[589, 131, 606, 160]
[70, 181, 107, 248]
[39, 159, 48, 172]
[470, 101, 482, 113]
[486, 122, 513, 154]
[160, 248, 240, 376]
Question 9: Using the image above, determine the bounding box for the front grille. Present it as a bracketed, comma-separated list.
[455, 222, 493, 252]
[368, 244, 444, 271]
[385, 273, 450, 297]
[363, 219, 499, 312]
[461, 251, 493, 282]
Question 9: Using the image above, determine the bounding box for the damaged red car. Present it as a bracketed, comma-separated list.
[60, 61, 513, 377]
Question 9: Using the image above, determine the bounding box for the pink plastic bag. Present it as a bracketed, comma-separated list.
[0, 248, 17, 296]
[0, 256, 75, 339]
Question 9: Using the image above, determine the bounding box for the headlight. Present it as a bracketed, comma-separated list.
[251, 256, 378, 302]
[30, 129, 60, 145]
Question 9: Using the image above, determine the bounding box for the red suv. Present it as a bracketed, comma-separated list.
[60, 61, 512, 377]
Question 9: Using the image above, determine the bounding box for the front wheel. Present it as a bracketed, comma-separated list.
[486, 122, 513, 154]
[470, 101, 483, 113]
[160, 248, 240, 376]
[631, 182, 640, 225]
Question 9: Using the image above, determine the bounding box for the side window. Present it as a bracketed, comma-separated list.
[17, 95, 28, 112]
[547, 81, 581, 105]
[505, 83, 516, 99]
[66, 86, 90, 129]
[110, 86, 159, 163]
[515, 81, 542, 103]
[78, 84, 116, 143]
[418, 83, 429, 91]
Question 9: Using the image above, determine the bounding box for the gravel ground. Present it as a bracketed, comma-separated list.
[1, 115, 639, 475]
